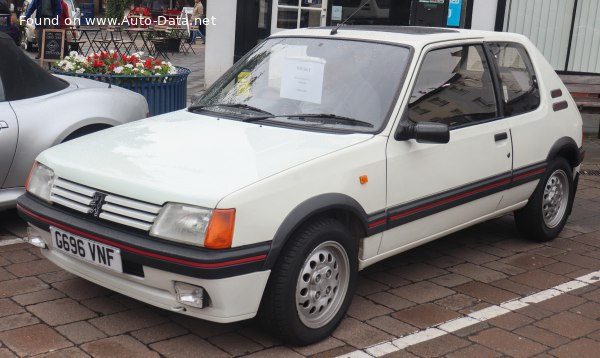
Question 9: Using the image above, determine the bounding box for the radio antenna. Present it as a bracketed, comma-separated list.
[330, 0, 369, 35]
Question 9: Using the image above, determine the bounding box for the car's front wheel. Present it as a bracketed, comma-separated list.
[515, 158, 574, 242]
[260, 218, 357, 345]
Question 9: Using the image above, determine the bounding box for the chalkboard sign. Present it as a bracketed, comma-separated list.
[41, 29, 65, 62]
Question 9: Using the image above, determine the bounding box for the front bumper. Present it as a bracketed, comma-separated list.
[17, 194, 272, 322]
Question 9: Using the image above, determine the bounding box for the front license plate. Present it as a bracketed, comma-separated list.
[50, 227, 123, 273]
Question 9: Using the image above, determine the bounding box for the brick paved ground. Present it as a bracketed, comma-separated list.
[0, 138, 598, 357]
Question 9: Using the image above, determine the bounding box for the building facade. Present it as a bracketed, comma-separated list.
[205, 0, 600, 85]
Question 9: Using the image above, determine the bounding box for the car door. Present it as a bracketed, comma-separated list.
[380, 43, 513, 254]
[0, 86, 19, 188]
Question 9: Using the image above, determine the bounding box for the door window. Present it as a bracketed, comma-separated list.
[488, 43, 540, 117]
[408, 45, 498, 128]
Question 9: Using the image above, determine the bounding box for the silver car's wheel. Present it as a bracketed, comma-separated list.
[296, 241, 350, 329]
[542, 170, 569, 228]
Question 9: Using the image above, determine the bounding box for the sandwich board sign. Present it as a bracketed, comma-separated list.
[41, 29, 65, 64]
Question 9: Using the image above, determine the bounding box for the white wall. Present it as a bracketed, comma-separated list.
[470, 0, 498, 31]
[205, 0, 237, 86]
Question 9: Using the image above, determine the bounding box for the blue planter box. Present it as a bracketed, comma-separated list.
[52, 66, 191, 116]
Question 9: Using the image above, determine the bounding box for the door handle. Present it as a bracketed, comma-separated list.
[494, 132, 508, 142]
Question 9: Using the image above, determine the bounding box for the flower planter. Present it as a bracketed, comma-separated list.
[52, 66, 191, 116]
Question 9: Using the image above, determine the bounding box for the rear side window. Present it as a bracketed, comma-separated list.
[408, 45, 498, 128]
[0, 75, 5, 102]
[488, 43, 540, 117]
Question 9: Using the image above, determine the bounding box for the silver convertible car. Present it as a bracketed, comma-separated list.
[0, 32, 148, 210]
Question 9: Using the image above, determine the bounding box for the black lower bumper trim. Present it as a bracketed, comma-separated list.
[17, 194, 270, 279]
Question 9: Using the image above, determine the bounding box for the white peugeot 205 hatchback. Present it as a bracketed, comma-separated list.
[18, 27, 584, 345]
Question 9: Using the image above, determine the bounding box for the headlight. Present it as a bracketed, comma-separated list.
[26, 162, 55, 202]
[151, 204, 213, 246]
[150, 204, 236, 248]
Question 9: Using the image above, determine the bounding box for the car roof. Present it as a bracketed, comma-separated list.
[270, 26, 529, 49]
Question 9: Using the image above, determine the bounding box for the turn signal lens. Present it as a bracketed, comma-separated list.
[204, 209, 235, 249]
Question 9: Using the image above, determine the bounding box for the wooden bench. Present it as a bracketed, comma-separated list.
[559, 73, 600, 138]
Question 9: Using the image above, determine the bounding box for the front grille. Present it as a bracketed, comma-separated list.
[50, 178, 162, 231]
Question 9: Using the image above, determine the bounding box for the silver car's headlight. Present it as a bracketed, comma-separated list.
[151, 203, 213, 246]
[26, 162, 55, 202]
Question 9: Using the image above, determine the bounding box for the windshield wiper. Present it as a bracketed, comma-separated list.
[244, 113, 374, 128]
[188, 103, 274, 117]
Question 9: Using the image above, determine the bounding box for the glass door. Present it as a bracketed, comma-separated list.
[271, 0, 329, 34]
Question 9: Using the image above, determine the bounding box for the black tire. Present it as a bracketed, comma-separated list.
[259, 218, 358, 346]
[515, 157, 574, 242]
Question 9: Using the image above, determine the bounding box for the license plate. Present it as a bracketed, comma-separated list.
[50, 227, 123, 273]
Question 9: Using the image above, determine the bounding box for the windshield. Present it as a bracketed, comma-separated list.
[191, 37, 411, 133]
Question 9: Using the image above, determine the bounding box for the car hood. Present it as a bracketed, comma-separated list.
[38, 110, 373, 208]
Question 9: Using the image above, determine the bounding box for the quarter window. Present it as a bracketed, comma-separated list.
[0, 75, 5, 102]
[408, 45, 498, 127]
[488, 43, 540, 116]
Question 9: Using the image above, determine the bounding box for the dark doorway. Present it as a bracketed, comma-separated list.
[234, 0, 270, 62]
[412, 0, 447, 27]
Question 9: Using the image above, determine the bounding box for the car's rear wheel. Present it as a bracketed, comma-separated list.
[515, 158, 574, 242]
[259, 218, 357, 346]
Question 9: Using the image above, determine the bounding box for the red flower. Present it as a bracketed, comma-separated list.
[93, 60, 104, 68]
[93, 54, 99, 59]
[143, 58, 153, 69]
[155, 59, 161, 65]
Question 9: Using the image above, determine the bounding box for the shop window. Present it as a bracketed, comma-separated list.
[488, 42, 540, 117]
[408, 45, 498, 128]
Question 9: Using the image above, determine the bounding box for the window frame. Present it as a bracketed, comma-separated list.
[484, 41, 541, 118]
[403, 41, 506, 131]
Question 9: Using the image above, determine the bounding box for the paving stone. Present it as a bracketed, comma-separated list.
[510, 270, 569, 290]
[556, 252, 600, 270]
[244, 346, 304, 358]
[150, 334, 230, 357]
[0, 250, 38, 264]
[80, 296, 128, 315]
[475, 245, 514, 258]
[446, 344, 502, 358]
[237, 324, 282, 348]
[536, 293, 586, 313]
[492, 238, 542, 253]
[488, 311, 534, 330]
[5, 259, 62, 277]
[390, 263, 448, 282]
[390, 281, 455, 304]
[448, 263, 507, 283]
[0, 313, 39, 332]
[33, 347, 91, 358]
[131, 322, 188, 344]
[542, 261, 583, 275]
[453, 281, 517, 304]
[110, 294, 147, 309]
[0, 324, 72, 356]
[367, 292, 415, 311]
[491, 278, 538, 296]
[11, 288, 65, 306]
[434, 293, 479, 311]
[311, 345, 357, 358]
[425, 255, 465, 269]
[582, 287, 600, 303]
[82, 335, 160, 358]
[429, 273, 472, 288]
[392, 303, 461, 329]
[27, 297, 96, 326]
[208, 332, 263, 356]
[169, 314, 242, 338]
[366, 315, 418, 337]
[469, 328, 547, 358]
[483, 261, 528, 276]
[332, 317, 392, 348]
[529, 247, 566, 257]
[535, 312, 600, 339]
[549, 338, 600, 358]
[516, 305, 555, 320]
[447, 248, 499, 264]
[452, 321, 491, 338]
[347, 295, 393, 321]
[38, 270, 78, 284]
[56, 321, 107, 344]
[514, 326, 570, 348]
[366, 272, 411, 288]
[0, 348, 17, 358]
[0, 276, 48, 298]
[0, 267, 15, 282]
[354, 277, 389, 296]
[0, 299, 24, 318]
[291, 336, 345, 356]
[570, 301, 600, 319]
[503, 253, 557, 269]
[52, 278, 112, 300]
[406, 334, 470, 358]
[89, 308, 169, 335]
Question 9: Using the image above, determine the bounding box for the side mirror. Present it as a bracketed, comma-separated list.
[395, 121, 450, 144]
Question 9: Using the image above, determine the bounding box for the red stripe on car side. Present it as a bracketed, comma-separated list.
[390, 179, 511, 221]
[513, 168, 545, 181]
[368, 219, 386, 228]
[18, 205, 267, 269]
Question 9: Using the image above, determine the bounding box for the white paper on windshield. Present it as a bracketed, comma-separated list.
[268, 44, 307, 84]
[280, 57, 326, 104]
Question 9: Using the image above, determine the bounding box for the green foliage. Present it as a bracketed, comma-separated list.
[106, 0, 132, 22]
